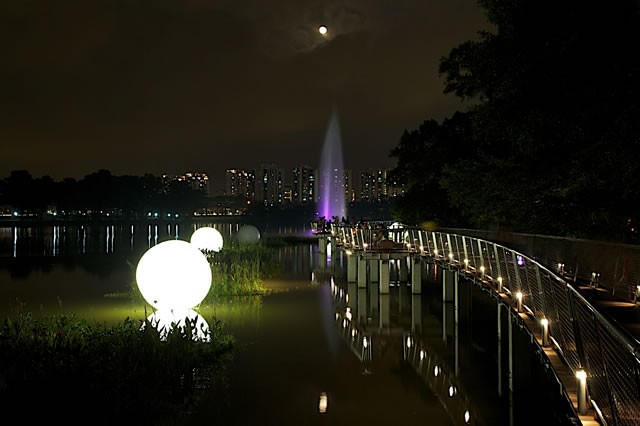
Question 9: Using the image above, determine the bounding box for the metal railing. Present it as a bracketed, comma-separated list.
[329, 222, 640, 426]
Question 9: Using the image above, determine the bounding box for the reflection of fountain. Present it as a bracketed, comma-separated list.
[317, 109, 347, 221]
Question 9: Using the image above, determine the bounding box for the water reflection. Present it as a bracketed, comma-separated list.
[144, 309, 210, 342]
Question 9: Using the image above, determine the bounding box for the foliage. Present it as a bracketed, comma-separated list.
[203, 242, 279, 297]
[390, 0, 640, 242]
[0, 312, 234, 423]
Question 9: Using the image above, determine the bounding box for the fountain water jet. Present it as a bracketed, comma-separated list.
[317, 109, 347, 221]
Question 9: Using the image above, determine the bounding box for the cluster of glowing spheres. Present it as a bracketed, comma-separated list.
[190, 226, 224, 252]
[135, 239, 212, 311]
[318, 25, 328, 35]
[236, 224, 261, 244]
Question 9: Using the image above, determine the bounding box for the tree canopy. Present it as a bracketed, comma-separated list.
[390, 0, 640, 242]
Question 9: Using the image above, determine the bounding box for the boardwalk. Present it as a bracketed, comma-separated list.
[320, 222, 640, 426]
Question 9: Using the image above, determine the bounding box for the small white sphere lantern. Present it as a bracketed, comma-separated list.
[237, 224, 261, 244]
[190, 226, 224, 252]
[135, 239, 212, 311]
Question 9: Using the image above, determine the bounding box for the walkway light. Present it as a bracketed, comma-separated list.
[540, 318, 550, 347]
[434, 249, 439, 257]
[497, 276, 503, 293]
[516, 292, 523, 312]
[464, 259, 469, 271]
[480, 266, 485, 279]
[448, 253, 454, 261]
[576, 369, 588, 414]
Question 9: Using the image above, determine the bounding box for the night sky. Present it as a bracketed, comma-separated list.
[1, 0, 490, 189]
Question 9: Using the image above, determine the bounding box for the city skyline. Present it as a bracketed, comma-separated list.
[0, 1, 491, 182]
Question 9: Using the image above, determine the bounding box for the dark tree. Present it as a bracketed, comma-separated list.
[392, 0, 640, 241]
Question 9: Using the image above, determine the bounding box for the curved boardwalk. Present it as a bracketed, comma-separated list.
[322, 222, 640, 426]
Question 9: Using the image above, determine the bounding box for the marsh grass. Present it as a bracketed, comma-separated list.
[0, 311, 234, 423]
[203, 242, 280, 298]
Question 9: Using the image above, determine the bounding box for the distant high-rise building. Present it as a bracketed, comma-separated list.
[292, 165, 317, 205]
[225, 168, 255, 199]
[360, 169, 391, 202]
[344, 169, 355, 203]
[256, 163, 284, 206]
[163, 171, 211, 197]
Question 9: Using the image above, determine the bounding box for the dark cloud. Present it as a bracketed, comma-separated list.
[0, 0, 490, 189]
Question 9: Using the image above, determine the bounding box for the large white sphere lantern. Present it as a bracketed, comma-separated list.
[190, 226, 224, 252]
[237, 224, 261, 244]
[135, 239, 212, 311]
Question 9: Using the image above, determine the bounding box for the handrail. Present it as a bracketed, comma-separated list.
[328, 222, 640, 426]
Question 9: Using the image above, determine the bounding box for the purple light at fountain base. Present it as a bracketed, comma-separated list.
[317, 110, 347, 221]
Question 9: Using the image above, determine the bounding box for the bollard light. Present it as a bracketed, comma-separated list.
[448, 253, 454, 262]
[576, 369, 588, 414]
[480, 266, 485, 279]
[516, 292, 523, 313]
[434, 249, 439, 257]
[464, 258, 469, 271]
[540, 318, 550, 347]
[497, 276, 503, 293]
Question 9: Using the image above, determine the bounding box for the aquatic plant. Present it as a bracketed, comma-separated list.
[0, 312, 234, 423]
[204, 241, 279, 297]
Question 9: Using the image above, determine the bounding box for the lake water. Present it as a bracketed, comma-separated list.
[0, 221, 577, 425]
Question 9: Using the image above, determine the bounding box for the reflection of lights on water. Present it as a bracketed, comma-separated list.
[351, 328, 356, 338]
[335, 313, 339, 320]
[363, 337, 369, 348]
[345, 307, 352, 321]
[464, 410, 471, 423]
[433, 365, 440, 377]
[345, 294, 349, 303]
[448, 386, 457, 397]
[420, 350, 425, 360]
[319, 392, 328, 413]
[343, 319, 347, 328]
[406, 336, 412, 348]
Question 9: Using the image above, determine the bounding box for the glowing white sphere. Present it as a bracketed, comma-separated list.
[237, 224, 261, 244]
[144, 309, 210, 342]
[318, 25, 328, 35]
[190, 226, 224, 252]
[135, 240, 212, 311]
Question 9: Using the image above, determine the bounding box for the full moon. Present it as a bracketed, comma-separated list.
[318, 25, 328, 35]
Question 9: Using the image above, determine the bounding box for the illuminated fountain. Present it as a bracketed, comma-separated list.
[317, 109, 347, 221]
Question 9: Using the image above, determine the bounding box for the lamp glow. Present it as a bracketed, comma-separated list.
[135, 240, 212, 311]
[144, 309, 210, 342]
[190, 226, 224, 252]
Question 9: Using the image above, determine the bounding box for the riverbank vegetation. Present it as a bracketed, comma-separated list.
[0, 312, 234, 423]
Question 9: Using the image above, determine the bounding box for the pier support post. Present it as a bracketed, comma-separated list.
[358, 256, 367, 288]
[380, 294, 390, 328]
[358, 288, 367, 323]
[319, 235, 327, 254]
[369, 258, 379, 282]
[379, 258, 390, 294]
[399, 257, 409, 282]
[412, 294, 422, 333]
[411, 256, 422, 294]
[347, 253, 357, 283]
